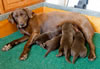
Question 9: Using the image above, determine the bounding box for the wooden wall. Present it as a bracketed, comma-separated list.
[0, 0, 44, 14]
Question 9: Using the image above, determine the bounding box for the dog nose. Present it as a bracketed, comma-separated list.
[20, 24, 24, 26]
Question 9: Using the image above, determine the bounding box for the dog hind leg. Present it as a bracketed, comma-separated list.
[44, 49, 51, 57]
[72, 54, 78, 64]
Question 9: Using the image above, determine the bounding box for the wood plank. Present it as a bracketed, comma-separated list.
[0, 0, 4, 14]
[3, 0, 44, 12]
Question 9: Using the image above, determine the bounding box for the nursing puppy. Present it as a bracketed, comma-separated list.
[35, 32, 51, 47]
[35, 27, 62, 47]
[71, 31, 87, 64]
[56, 23, 75, 63]
[43, 34, 61, 57]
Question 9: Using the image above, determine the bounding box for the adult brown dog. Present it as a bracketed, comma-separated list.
[2, 8, 96, 61]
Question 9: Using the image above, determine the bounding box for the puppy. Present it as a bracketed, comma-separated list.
[43, 34, 61, 57]
[56, 23, 75, 63]
[35, 27, 62, 47]
[35, 32, 52, 47]
[71, 31, 87, 64]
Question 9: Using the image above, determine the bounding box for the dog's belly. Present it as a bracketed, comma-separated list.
[41, 14, 66, 33]
[40, 12, 78, 33]
[41, 20, 59, 33]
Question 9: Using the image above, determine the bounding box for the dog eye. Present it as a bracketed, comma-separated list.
[15, 15, 18, 17]
[20, 13, 23, 16]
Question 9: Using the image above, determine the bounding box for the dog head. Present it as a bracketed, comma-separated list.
[8, 8, 33, 28]
[75, 31, 85, 41]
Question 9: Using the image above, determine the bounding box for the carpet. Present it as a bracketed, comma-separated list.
[0, 31, 100, 69]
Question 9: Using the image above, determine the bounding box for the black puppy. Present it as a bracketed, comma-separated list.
[56, 23, 75, 63]
[71, 31, 87, 64]
[43, 34, 61, 57]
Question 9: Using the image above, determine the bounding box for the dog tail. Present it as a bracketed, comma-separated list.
[44, 50, 51, 57]
[72, 54, 78, 64]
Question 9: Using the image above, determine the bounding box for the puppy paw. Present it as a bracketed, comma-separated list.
[19, 54, 28, 61]
[88, 52, 96, 61]
[2, 44, 12, 51]
[65, 58, 71, 63]
[42, 43, 47, 49]
[40, 44, 45, 48]
[35, 41, 40, 45]
[56, 52, 63, 57]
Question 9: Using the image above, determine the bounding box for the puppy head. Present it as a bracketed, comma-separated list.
[8, 8, 34, 28]
[75, 31, 85, 41]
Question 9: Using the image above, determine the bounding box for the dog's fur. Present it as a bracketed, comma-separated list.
[56, 23, 75, 63]
[34, 27, 61, 47]
[43, 34, 61, 57]
[2, 8, 96, 61]
[71, 31, 87, 64]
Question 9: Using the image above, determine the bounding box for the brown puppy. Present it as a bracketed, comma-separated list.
[2, 8, 95, 60]
[35, 32, 51, 47]
[56, 23, 75, 63]
[34, 27, 62, 47]
[71, 31, 87, 64]
[43, 34, 61, 57]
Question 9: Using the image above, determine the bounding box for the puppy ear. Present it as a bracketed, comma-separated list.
[23, 8, 33, 18]
[8, 12, 15, 24]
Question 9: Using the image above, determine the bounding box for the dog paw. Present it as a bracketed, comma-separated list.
[35, 41, 40, 45]
[42, 43, 47, 49]
[88, 52, 96, 61]
[19, 54, 28, 60]
[40, 44, 44, 48]
[56, 52, 63, 57]
[2, 44, 12, 51]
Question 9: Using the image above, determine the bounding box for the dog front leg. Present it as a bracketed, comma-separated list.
[19, 32, 39, 60]
[2, 35, 29, 51]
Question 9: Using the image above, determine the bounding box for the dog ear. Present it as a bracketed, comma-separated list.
[23, 8, 33, 18]
[8, 12, 15, 24]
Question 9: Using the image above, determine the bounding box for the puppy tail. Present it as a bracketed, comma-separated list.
[44, 50, 51, 57]
[72, 54, 78, 64]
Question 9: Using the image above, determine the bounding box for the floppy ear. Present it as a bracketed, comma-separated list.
[23, 8, 33, 18]
[8, 12, 15, 24]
